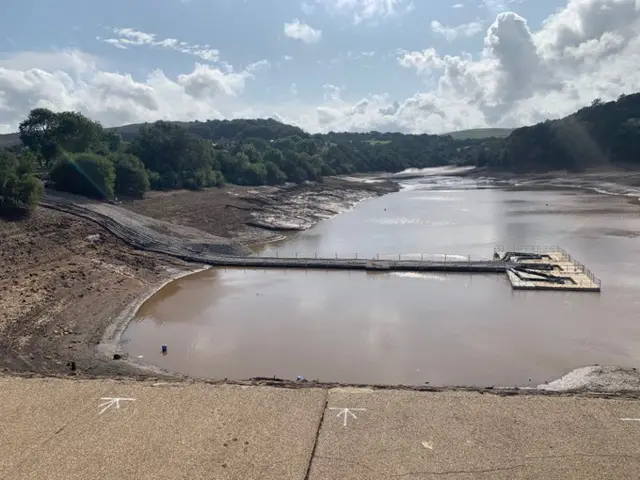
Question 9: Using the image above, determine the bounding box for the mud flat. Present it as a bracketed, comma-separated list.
[123, 176, 398, 244]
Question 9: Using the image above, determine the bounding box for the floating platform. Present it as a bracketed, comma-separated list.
[498, 248, 601, 292]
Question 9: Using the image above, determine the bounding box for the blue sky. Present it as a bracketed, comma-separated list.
[1, 0, 640, 133]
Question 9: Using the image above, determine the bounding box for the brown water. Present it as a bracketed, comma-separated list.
[122, 176, 640, 386]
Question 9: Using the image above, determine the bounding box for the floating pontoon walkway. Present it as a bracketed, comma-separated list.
[217, 246, 601, 292]
[217, 256, 508, 273]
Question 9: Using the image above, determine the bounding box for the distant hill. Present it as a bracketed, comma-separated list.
[0, 118, 309, 146]
[0, 132, 20, 147]
[446, 128, 514, 140]
[1, 123, 514, 147]
[3, 93, 640, 176]
[485, 93, 640, 172]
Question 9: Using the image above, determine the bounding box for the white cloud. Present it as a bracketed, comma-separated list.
[452, 3, 464, 8]
[396, 0, 640, 127]
[397, 48, 445, 74]
[431, 20, 483, 40]
[314, 0, 413, 23]
[284, 19, 323, 44]
[2, 0, 640, 136]
[0, 50, 262, 132]
[101, 27, 221, 63]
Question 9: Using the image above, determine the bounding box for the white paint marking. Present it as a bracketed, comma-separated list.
[621, 418, 640, 422]
[99, 397, 135, 415]
[328, 407, 366, 427]
[422, 441, 434, 450]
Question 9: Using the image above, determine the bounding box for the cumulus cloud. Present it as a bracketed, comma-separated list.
[284, 20, 322, 44]
[2, 0, 640, 136]
[398, 0, 640, 126]
[0, 50, 262, 132]
[431, 20, 483, 40]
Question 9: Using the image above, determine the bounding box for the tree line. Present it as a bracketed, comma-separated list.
[2, 92, 640, 217]
[476, 93, 640, 172]
[1, 108, 483, 215]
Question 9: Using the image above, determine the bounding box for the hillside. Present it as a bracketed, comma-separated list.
[0, 132, 20, 148]
[2, 93, 640, 190]
[446, 128, 514, 140]
[484, 94, 640, 172]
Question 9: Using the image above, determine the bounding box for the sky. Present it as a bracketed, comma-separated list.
[1, 0, 640, 134]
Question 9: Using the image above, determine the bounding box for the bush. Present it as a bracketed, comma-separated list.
[50, 153, 115, 199]
[0, 150, 43, 216]
[113, 153, 149, 198]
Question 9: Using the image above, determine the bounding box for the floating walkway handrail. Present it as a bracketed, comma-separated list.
[495, 245, 602, 287]
[254, 252, 479, 262]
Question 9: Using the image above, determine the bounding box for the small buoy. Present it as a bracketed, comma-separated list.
[161, 344, 168, 354]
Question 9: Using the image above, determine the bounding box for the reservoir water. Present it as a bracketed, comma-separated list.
[122, 175, 640, 386]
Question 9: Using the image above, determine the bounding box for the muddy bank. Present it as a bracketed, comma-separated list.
[124, 177, 399, 245]
[465, 168, 640, 197]
[0, 177, 396, 378]
[0, 207, 192, 378]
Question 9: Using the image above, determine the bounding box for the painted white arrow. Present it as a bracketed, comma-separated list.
[99, 397, 135, 415]
[329, 407, 366, 427]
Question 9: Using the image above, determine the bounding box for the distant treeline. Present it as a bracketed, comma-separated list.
[1, 92, 640, 216]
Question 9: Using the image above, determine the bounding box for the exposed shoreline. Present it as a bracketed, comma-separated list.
[0, 177, 397, 381]
[2, 171, 640, 392]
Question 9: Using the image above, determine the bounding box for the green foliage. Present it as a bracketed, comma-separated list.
[128, 121, 220, 190]
[480, 93, 640, 172]
[19, 108, 105, 168]
[113, 153, 149, 198]
[0, 149, 43, 216]
[445, 128, 514, 140]
[50, 153, 115, 200]
[10, 94, 640, 198]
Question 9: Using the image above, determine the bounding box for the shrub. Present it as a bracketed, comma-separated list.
[50, 153, 115, 199]
[113, 153, 149, 198]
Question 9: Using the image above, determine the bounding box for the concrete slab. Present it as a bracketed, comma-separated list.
[0, 377, 326, 480]
[0, 377, 110, 477]
[309, 389, 640, 479]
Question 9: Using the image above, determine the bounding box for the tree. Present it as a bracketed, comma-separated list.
[128, 121, 218, 189]
[53, 111, 103, 153]
[50, 153, 115, 199]
[18, 108, 59, 167]
[265, 161, 287, 184]
[18, 109, 104, 168]
[113, 153, 150, 198]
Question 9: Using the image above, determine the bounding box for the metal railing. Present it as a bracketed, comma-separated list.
[494, 244, 562, 255]
[556, 247, 602, 287]
[253, 251, 479, 263]
[497, 245, 601, 288]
